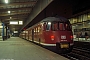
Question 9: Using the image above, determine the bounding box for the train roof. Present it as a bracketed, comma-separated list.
[26, 16, 70, 30]
[41, 16, 69, 23]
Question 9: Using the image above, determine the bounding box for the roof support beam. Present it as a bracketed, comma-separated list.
[0, 7, 32, 12]
[0, 12, 29, 16]
[0, 1, 36, 8]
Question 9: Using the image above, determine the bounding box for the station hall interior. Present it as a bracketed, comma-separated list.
[0, 0, 90, 60]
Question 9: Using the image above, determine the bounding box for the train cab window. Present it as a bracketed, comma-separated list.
[46, 22, 51, 30]
[52, 22, 59, 31]
[59, 23, 65, 30]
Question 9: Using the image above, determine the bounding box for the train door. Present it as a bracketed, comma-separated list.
[32, 29, 34, 42]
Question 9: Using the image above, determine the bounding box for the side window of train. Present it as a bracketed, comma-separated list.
[34, 28, 36, 35]
[38, 26, 41, 34]
[65, 23, 71, 30]
[46, 22, 51, 31]
[43, 22, 46, 31]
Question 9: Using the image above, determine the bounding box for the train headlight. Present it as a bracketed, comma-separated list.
[51, 35, 54, 40]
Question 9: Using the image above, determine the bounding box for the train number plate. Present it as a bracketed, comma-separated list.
[61, 35, 66, 39]
[60, 44, 69, 48]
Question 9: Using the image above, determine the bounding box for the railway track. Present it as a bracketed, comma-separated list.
[28, 40, 90, 60]
[61, 48, 90, 60]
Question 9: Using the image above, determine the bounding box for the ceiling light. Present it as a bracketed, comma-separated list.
[8, 11, 10, 13]
[14, 31, 18, 33]
[19, 21, 23, 25]
[5, 0, 8, 3]
[10, 21, 18, 25]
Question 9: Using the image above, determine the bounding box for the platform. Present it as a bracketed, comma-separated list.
[74, 38, 90, 42]
[0, 37, 69, 60]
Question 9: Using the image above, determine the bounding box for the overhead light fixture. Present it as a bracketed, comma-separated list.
[9, 21, 23, 25]
[5, 0, 8, 3]
[8, 11, 10, 13]
[19, 21, 23, 25]
[14, 31, 18, 33]
[10, 21, 18, 25]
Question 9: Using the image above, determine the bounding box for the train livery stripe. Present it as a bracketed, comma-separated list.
[33, 41, 56, 46]
[40, 43, 56, 46]
[30, 40, 73, 46]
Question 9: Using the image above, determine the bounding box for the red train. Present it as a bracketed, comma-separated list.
[19, 16, 74, 53]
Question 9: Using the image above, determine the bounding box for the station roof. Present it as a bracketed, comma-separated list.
[0, 0, 38, 32]
[0, 0, 53, 32]
[0, 0, 89, 32]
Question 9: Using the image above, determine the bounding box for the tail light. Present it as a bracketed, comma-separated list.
[70, 35, 73, 40]
[51, 35, 54, 40]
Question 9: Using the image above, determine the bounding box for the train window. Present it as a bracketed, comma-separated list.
[34, 28, 36, 35]
[46, 22, 51, 30]
[43, 22, 46, 31]
[38, 27, 40, 33]
[38, 26, 41, 34]
[65, 23, 71, 31]
[59, 23, 65, 30]
[52, 22, 59, 31]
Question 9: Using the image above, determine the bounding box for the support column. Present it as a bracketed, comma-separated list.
[2, 23, 4, 40]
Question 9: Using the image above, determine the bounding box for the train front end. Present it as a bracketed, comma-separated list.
[42, 17, 74, 53]
[55, 31, 73, 52]
[45, 22, 73, 52]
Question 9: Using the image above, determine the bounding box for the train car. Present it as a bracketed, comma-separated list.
[20, 16, 74, 53]
[19, 31, 26, 39]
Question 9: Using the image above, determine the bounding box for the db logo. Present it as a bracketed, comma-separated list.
[61, 35, 66, 39]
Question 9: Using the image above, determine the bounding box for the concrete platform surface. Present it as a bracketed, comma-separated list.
[0, 37, 69, 60]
